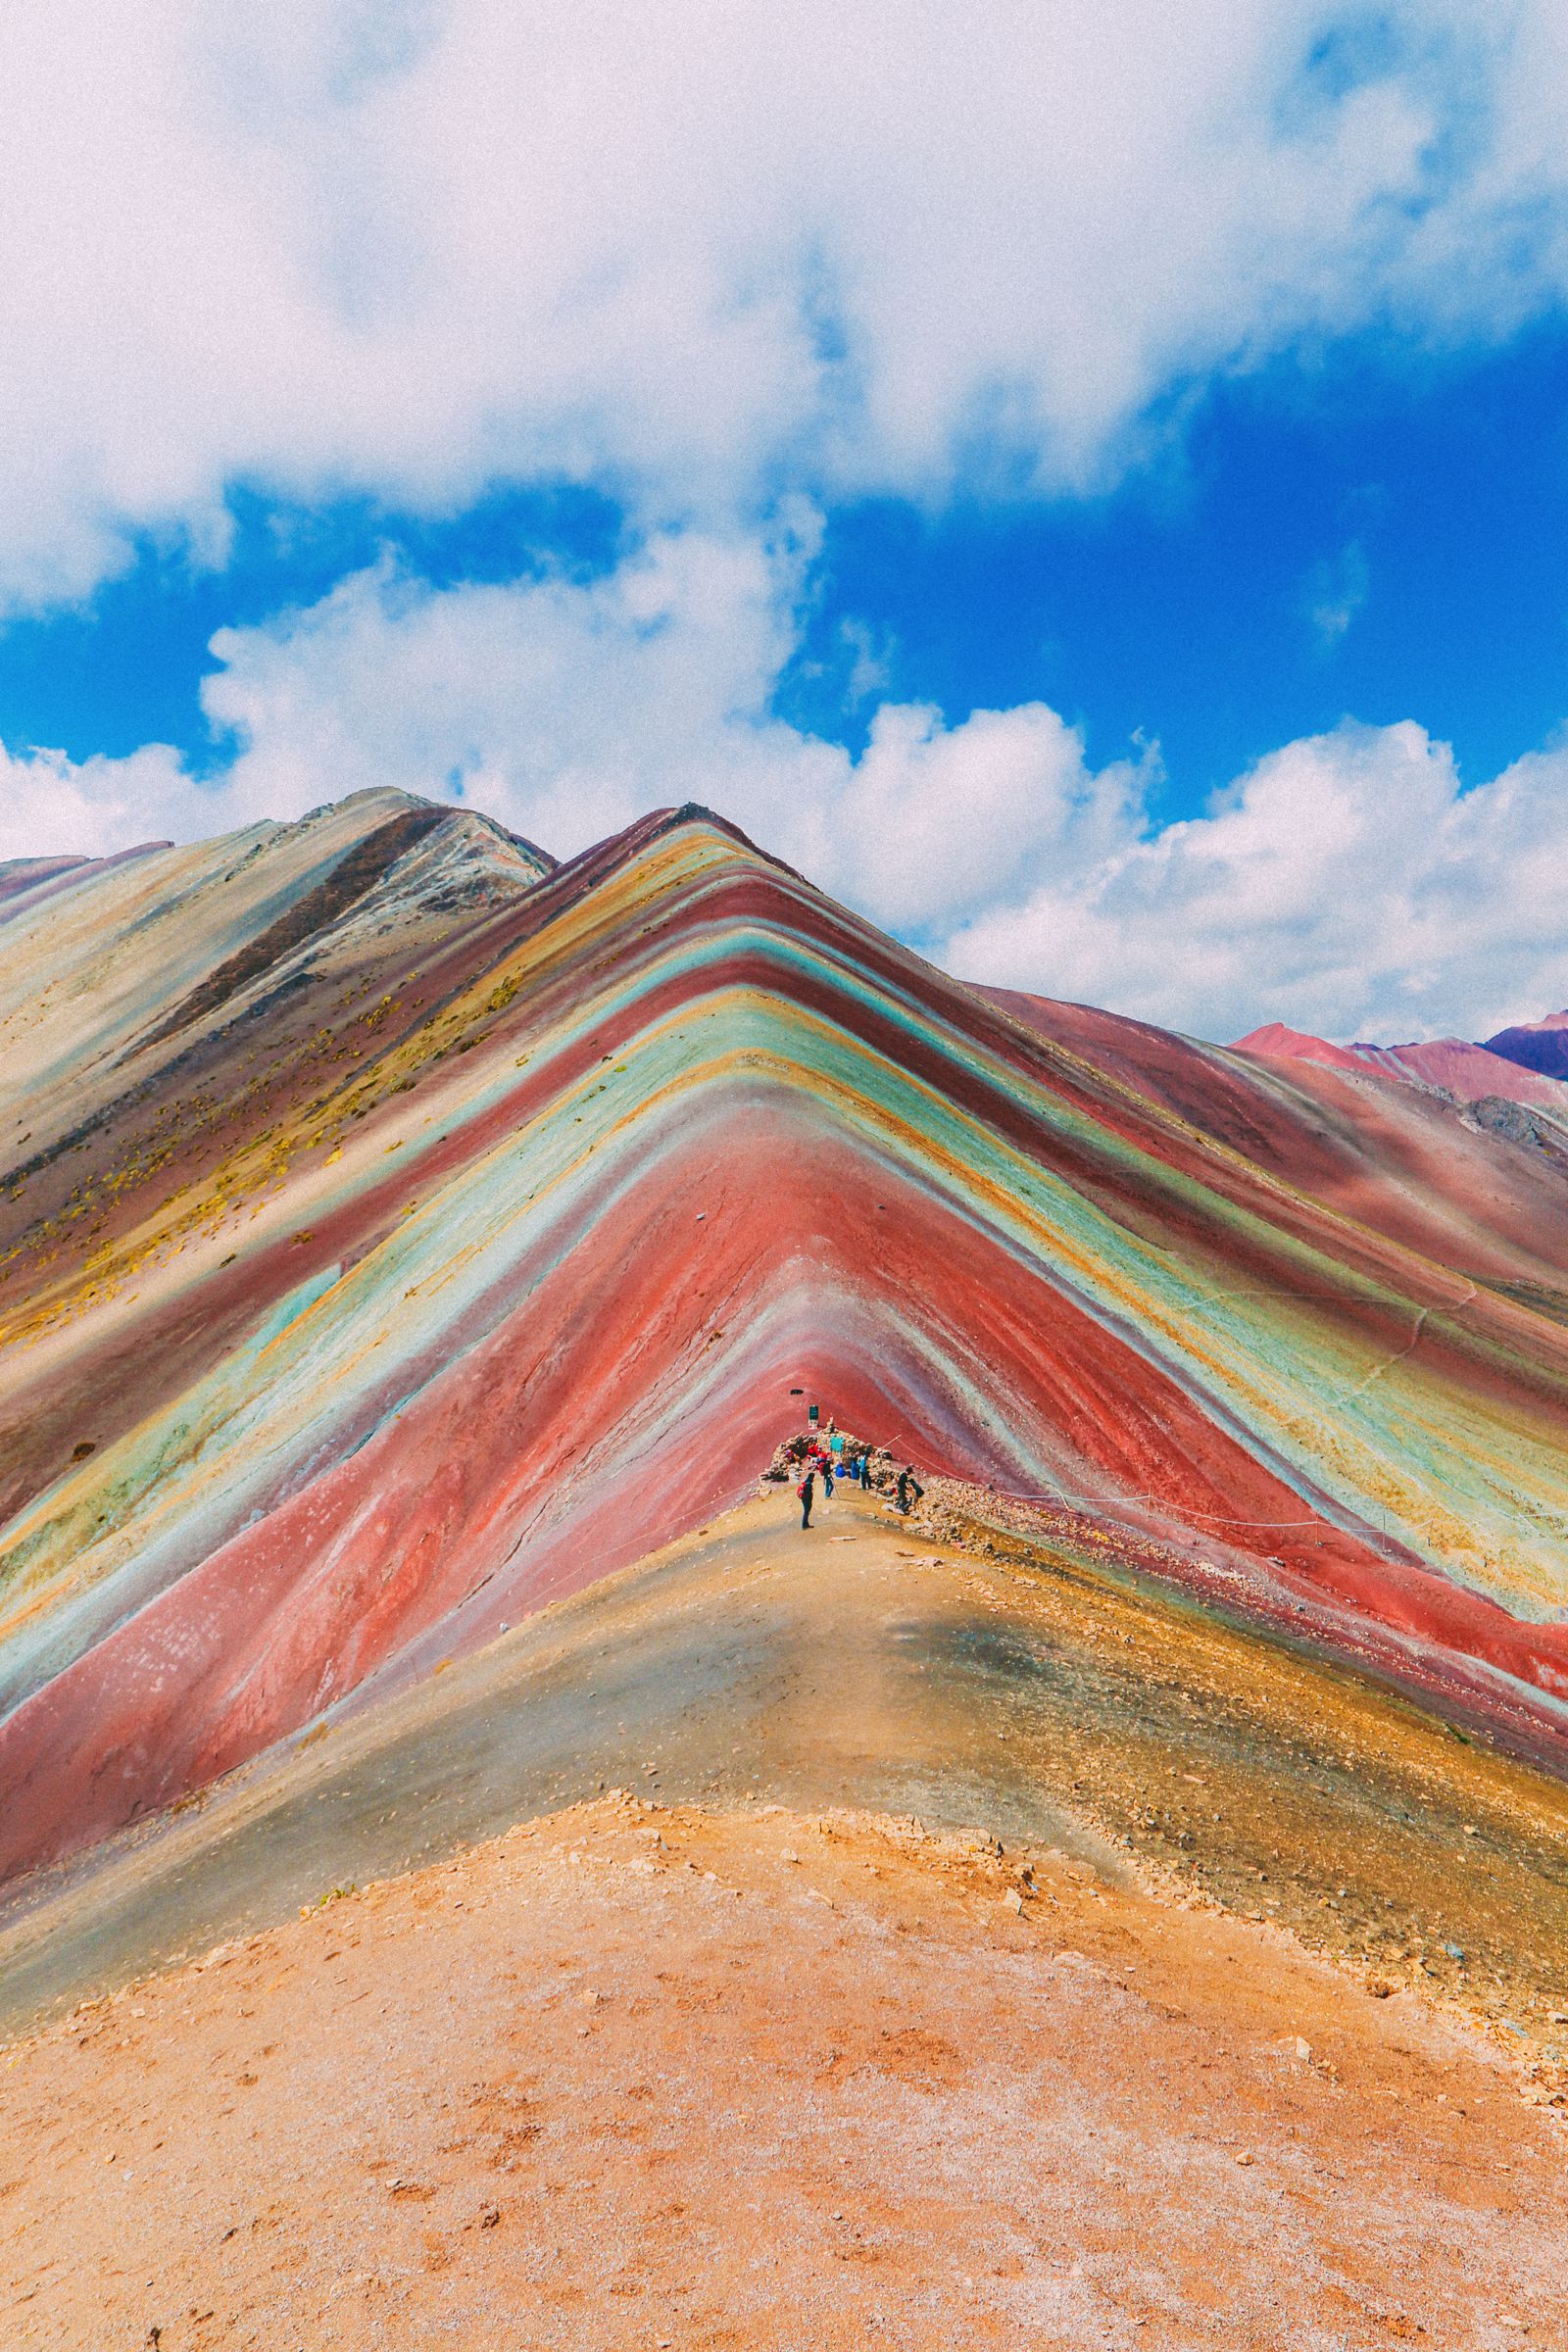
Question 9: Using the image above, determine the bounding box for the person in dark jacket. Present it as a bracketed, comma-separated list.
[798, 1467, 815, 1529]
[896, 1464, 924, 1514]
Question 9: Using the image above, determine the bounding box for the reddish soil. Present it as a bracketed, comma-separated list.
[4, 1794, 1565, 2351]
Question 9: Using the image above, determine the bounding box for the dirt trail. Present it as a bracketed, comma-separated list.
[5, 1484, 1568, 2346]
[4, 1795, 1565, 2350]
[6, 1484, 1566, 2049]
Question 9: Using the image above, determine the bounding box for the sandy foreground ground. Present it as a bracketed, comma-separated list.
[5, 1485, 1568, 2349]
[4, 1789, 1567, 2351]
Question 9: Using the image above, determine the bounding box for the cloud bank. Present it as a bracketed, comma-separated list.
[0, 4, 1566, 604]
[4, 4, 1568, 1041]
[11, 531, 1568, 1047]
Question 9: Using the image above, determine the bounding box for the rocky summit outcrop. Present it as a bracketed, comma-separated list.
[4, 798, 1568, 1890]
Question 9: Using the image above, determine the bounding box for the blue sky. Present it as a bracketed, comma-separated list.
[7, 3, 1568, 1044]
[7, 325, 1567, 827]
[782, 327, 1568, 808]
[0, 485, 628, 778]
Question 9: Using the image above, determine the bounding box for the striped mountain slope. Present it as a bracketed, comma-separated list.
[3, 797, 1568, 1886]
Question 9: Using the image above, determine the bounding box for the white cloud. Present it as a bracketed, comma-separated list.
[945, 721, 1568, 1043]
[0, 740, 188, 862]
[3, 0, 1567, 1049]
[0, 4, 1564, 604]
[10, 528, 1568, 1047]
[1306, 538, 1370, 648]
[191, 523, 1151, 940]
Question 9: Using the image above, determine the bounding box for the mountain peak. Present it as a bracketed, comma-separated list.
[2, 797, 1568, 1903]
[1483, 1011, 1568, 1081]
[1229, 1021, 1367, 1073]
[1490, 1007, 1568, 1036]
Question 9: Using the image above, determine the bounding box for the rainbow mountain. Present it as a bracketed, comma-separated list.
[3, 789, 1568, 1890]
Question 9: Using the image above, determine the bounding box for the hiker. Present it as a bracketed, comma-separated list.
[829, 1426, 845, 1461]
[858, 1451, 872, 1490]
[896, 1464, 924, 1515]
[798, 1466, 815, 1529]
[821, 1453, 835, 1500]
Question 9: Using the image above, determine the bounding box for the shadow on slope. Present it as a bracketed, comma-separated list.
[5, 806, 1568, 1894]
[5, 1489, 1567, 2062]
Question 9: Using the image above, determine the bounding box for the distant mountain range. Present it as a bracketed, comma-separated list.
[3, 793, 1568, 1893]
[1233, 1013, 1568, 1110]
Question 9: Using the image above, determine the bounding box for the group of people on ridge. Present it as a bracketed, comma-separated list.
[795, 1421, 924, 1529]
